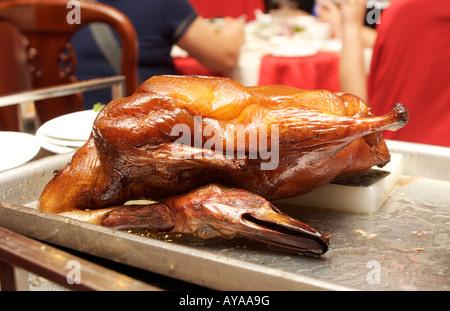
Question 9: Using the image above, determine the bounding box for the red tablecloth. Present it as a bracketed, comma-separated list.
[173, 57, 222, 77]
[258, 52, 341, 92]
[188, 0, 265, 21]
[173, 51, 341, 92]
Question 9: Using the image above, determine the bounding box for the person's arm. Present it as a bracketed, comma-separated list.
[339, 0, 369, 102]
[176, 16, 245, 74]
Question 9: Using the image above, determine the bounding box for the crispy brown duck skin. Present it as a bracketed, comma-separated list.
[38, 75, 408, 255]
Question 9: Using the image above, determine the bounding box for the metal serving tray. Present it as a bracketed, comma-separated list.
[1, 140, 449, 291]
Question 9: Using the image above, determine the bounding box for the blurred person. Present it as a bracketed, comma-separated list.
[294, 0, 316, 14]
[72, 0, 245, 108]
[266, 0, 315, 15]
[327, 0, 450, 147]
[289, 0, 316, 14]
[315, 0, 377, 46]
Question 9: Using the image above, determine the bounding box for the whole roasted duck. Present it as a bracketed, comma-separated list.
[38, 75, 408, 255]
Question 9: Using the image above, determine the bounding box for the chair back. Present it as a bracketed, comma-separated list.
[0, 0, 138, 124]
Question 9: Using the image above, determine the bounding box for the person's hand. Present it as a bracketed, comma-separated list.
[340, 0, 367, 27]
[315, 1, 342, 38]
[316, 1, 341, 25]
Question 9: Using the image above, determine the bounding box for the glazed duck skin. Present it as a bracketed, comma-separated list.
[38, 75, 408, 255]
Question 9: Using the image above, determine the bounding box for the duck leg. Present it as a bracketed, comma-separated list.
[92, 184, 330, 256]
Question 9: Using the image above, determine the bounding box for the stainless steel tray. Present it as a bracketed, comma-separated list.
[1, 140, 449, 291]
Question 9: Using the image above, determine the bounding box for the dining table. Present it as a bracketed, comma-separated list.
[172, 13, 373, 92]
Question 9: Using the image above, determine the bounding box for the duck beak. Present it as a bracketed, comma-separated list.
[237, 206, 330, 255]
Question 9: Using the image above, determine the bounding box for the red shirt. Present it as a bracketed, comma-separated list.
[368, 0, 450, 147]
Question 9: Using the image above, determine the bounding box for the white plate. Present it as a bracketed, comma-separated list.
[35, 126, 80, 154]
[0, 131, 41, 171]
[38, 110, 98, 142]
[270, 45, 318, 57]
[36, 128, 87, 148]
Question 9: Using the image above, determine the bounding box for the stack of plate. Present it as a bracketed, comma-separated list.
[36, 110, 99, 154]
[0, 131, 41, 171]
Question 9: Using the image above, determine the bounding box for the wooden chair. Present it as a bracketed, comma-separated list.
[0, 0, 138, 126]
[0, 15, 29, 131]
[0, 226, 159, 291]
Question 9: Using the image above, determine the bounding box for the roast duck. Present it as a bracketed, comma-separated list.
[38, 75, 409, 255]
